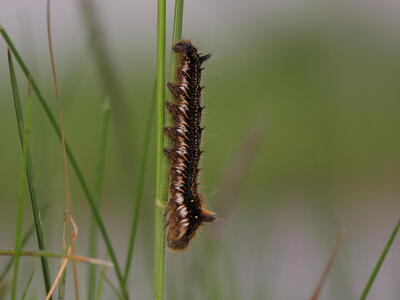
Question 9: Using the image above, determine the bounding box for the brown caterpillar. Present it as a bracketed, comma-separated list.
[164, 40, 215, 250]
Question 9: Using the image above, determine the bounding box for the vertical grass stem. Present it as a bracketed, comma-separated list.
[88, 98, 111, 300]
[154, 0, 167, 298]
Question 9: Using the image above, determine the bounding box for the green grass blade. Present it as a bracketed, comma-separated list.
[167, 0, 184, 94]
[95, 263, 107, 300]
[77, 0, 123, 104]
[11, 83, 33, 300]
[154, 1, 184, 299]
[123, 84, 155, 284]
[20, 269, 35, 300]
[0, 26, 128, 300]
[100, 270, 124, 300]
[0, 228, 32, 285]
[77, 0, 136, 173]
[7, 48, 52, 298]
[358, 219, 400, 300]
[0, 204, 48, 284]
[57, 243, 67, 300]
[57, 272, 67, 300]
[154, 0, 167, 298]
[88, 98, 111, 300]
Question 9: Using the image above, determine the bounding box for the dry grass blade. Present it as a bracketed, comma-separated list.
[309, 233, 344, 300]
[45, 246, 71, 300]
[45, 210, 79, 300]
[0, 250, 113, 268]
[46, 0, 79, 298]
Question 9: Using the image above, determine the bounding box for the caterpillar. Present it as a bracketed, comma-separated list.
[164, 40, 216, 250]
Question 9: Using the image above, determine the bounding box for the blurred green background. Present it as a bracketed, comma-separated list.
[1, 0, 400, 299]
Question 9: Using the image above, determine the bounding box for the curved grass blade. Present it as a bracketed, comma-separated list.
[7, 48, 52, 297]
[358, 219, 400, 300]
[0, 26, 128, 300]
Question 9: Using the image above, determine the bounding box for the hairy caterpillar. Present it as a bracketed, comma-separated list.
[164, 40, 216, 250]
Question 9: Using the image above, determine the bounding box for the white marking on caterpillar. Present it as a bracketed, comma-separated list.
[180, 208, 188, 217]
[175, 195, 184, 204]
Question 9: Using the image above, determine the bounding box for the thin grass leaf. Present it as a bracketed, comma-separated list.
[167, 0, 185, 93]
[88, 98, 111, 300]
[154, 1, 184, 299]
[154, 0, 167, 298]
[56, 272, 66, 300]
[358, 219, 400, 300]
[95, 262, 107, 300]
[20, 269, 35, 300]
[100, 270, 124, 300]
[77, 0, 136, 160]
[57, 217, 67, 300]
[11, 78, 33, 300]
[7, 48, 52, 297]
[94, 254, 109, 300]
[0, 26, 128, 299]
[77, 0, 124, 104]
[0, 228, 32, 285]
[124, 84, 155, 284]
[0, 204, 48, 284]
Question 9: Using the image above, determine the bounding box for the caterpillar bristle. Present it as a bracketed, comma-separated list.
[200, 53, 212, 63]
[201, 209, 216, 222]
[163, 126, 176, 139]
[165, 101, 181, 117]
[163, 148, 175, 159]
[167, 82, 183, 97]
